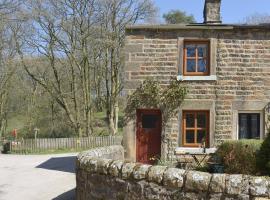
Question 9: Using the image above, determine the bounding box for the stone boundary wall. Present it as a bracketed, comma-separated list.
[76, 146, 270, 200]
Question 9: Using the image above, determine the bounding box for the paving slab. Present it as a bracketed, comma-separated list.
[0, 153, 77, 200]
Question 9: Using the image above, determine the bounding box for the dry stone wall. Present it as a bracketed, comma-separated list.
[76, 146, 270, 200]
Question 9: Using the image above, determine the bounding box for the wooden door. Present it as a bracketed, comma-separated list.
[136, 109, 161, 164]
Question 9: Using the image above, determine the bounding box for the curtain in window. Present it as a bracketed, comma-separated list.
[239, 113, 260, 139]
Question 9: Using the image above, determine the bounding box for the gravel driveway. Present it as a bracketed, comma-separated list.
[0, 153, 77, 200]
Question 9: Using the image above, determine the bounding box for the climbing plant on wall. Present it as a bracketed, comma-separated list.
[124, 77, 187, 126]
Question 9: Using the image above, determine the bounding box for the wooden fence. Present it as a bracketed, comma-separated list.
[9, 135, 123, 154]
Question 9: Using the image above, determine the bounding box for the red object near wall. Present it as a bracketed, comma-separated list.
[12, 129, 17, 138]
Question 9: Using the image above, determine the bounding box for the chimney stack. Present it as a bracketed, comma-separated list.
[204, 0, 222, 24]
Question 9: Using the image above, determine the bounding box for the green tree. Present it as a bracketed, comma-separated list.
[163, 10, 195, 24]
[256, 133, 270, 175]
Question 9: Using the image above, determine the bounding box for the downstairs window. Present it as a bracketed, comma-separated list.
[182, 110, 209, 147]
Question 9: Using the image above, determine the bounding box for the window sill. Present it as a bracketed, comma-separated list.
[175, 147, 217, 154]
[177, 75, 217, 81]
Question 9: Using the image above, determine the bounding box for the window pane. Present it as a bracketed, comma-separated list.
[142, 114, 158, 128]
[198, 59, 207, 72]
[198, 45, 208, 57]
[250, 114, 260, 139]
[239, 113, 260, 139]
[186, 130, 195, 143]
[187, 59, 196, 72]
[186, 45, 196, 57]
[197, 130, 206, 144]
[186, 113, 194, 128]
[239, 114, 248, 139]
[197, 113, 207, 128]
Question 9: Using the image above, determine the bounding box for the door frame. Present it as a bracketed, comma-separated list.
[136, 109, 162, 163]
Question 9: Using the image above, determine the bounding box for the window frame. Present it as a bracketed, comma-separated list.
[183, 40, 210, 76]
[237, 111, 264, 140]
[182, 110, 210, 147]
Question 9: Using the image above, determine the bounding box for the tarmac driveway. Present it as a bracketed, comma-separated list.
[0, 153, 77, 200]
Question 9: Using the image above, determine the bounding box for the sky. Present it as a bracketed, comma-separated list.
[154, 0, 270, 24]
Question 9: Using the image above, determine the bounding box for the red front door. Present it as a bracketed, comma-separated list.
[136, 109, 162, 164]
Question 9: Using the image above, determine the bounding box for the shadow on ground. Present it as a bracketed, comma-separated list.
[52, 188, 75, 200]
[36, 156, 76, 173]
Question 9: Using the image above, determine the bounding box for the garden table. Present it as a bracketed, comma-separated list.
[188, 153, 208, 168]
[175, 152, 208, 168]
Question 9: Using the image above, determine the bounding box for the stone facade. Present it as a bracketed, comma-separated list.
[123, 24, 270, 160]
[76, 145, 270, 200]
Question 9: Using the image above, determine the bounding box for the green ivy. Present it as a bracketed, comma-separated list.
[124, 77, 187, 126]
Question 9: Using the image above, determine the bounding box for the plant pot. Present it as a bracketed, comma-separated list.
[209, 163, 224, 173]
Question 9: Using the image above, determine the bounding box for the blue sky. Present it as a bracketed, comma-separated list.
[154, 0, 270, 24]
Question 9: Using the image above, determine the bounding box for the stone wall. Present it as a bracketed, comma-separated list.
[76, 145, 270, 200]
[124, 26, 270, 160]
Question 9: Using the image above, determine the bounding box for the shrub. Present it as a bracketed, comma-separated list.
[215, 140, 262, 175]
[124, 78, 187, 126]
[256, 134, 270, 176]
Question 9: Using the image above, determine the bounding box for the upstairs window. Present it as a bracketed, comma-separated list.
[183, 41, 210, 76]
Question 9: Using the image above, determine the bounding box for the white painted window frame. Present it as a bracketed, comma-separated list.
[236, 110, 264, 140]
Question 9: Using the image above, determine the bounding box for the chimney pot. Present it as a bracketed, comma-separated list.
[204, 0, 222, 24]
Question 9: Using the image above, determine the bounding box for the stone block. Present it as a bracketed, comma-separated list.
[185, 171, 212, 192]
[183, 192, 207, 200]
[209, 193, 223, 200]
[163, 168, 185, 188]
[210, 173, 227, 193]
[147, 165, 167, 184]
[85, 158, 100, 173]
[125, 62, 141, 71]
[249, 176, 269, 197]
[124, 80, 141, 90]
[133, 164, 151, 180]
[125, 180, 145, 199]
[124, 44, 143, 53]
[225, 174, 249, 195]
[143, 182, 179, 200]
[96, 158, 112, 175]
[121, 162, 137, 179]
[108, 160, 124, 177]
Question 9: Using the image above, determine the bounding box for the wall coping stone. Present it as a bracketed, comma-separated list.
[77, 146, 270, 199]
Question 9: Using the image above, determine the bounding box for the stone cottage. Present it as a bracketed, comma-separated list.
[123, 0, 270, 164]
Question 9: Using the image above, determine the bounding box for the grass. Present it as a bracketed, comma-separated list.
[5, 111, 124, 139]
[6, 114, 26, 133]
[92, 111, 124, 136]
[9, 148, 88, 155]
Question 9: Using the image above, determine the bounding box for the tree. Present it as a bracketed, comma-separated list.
[244, 13, 270, 25]
[97, 0, 157, 135]
[15, 0, 103, 137]
[163, 9, 195, 24]
[14, 0, 157, 137]
[0, 0, 21, 138]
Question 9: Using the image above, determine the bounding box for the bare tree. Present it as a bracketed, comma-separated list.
[14, 0, 157, 136]
[98, 0, 157, 134]
[0, 1, 21, 137]
[15, 0, 103, 136]
[244, 13, 270, 25]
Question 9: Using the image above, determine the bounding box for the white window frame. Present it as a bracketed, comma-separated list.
[236, 110, 264, 140]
